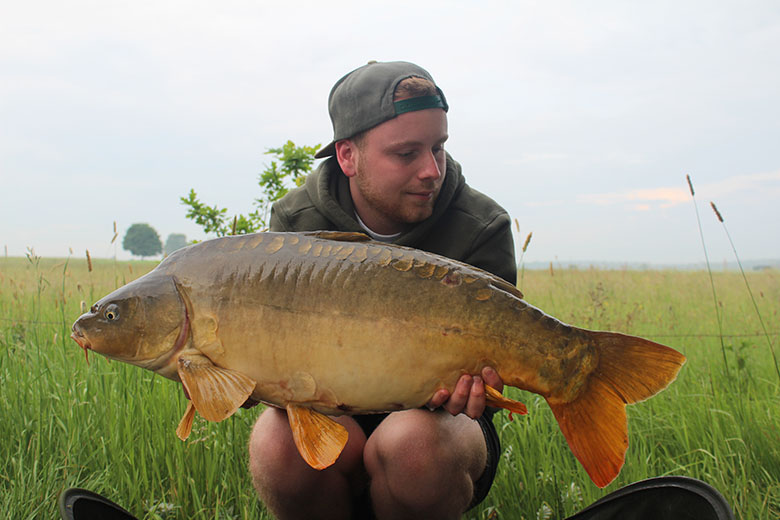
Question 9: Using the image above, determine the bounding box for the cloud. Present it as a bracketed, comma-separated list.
[578, 170, 780, 210]
[702, 170, 780, 199]
[578, 187, 689, 208]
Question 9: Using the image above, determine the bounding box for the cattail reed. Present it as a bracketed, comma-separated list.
[710, 201, 780, 383]
[686, 175, 729, 377]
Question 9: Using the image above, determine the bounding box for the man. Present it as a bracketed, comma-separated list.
[55, 61, 736, 520]
[247, 61, 516, 519]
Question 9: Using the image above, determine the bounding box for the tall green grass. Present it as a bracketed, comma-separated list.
[1, 256, 778, 518]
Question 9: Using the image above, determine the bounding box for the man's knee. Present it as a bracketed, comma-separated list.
[248, 407, 367, 498]
[364, 410, 485, 513]
[248, 408, 300, 495]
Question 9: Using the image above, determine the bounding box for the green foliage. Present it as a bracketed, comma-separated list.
[181, 141, 319, 237]
[163, 233, 188, 256]
[122, 223, 162, 258]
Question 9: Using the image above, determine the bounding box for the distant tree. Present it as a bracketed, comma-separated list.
[123, 223, 162, 258]
[181, 140, 319, 236]
[164, 233, 188, 255]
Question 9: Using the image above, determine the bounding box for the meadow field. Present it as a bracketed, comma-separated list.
[0, 253, 778, 519]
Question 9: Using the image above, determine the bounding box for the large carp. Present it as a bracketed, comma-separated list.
[71, 231, 685, 487]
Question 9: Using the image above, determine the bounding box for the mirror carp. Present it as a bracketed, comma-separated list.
[71, 231, 685, 487]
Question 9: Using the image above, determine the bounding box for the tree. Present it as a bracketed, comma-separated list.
[123, 223, 162, 258]
[181, 141, 319, 236]
[164, 233, 188, 255]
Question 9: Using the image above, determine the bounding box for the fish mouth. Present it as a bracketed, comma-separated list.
[71, 324, 92, 364]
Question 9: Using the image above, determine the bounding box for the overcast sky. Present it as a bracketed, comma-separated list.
[2, 1, 778, 265]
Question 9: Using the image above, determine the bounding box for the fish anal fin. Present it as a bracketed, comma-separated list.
[547, 378, 627, 488]
[286, 404, 348, 470]
[307, 231, 371, 242]
[177, 354, 256, 422]
[176, 401, 197, 441]
[485, 385, 528, 415]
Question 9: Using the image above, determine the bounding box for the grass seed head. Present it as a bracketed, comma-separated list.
[522, 232, 533, 253]
[85, 250, 92, 272]
[686, 174, 695, 196]
[710, 202, 724, 223]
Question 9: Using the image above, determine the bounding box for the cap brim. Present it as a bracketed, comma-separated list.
[314, 141, 336, 159]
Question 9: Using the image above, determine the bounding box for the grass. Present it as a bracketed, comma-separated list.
[1, 255, 778, 519]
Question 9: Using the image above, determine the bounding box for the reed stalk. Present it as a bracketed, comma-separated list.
[710, 201, 780, 384]
[686, 175, 730, 377]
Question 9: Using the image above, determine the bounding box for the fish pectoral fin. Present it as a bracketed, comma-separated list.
[306, 231, 371, 242]
[286, 404, 348, 470]
[191, 314, 225, 358]
[176, 401, 197, 441]
[485, 385, 528, 415]
[177, 354, 256, 422]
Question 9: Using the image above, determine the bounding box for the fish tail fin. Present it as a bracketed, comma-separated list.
[546, 331, 686, 488]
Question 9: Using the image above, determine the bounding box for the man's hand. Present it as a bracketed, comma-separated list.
[426, 367, 504, 419]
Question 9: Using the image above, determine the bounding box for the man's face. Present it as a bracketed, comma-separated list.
[339, 108, 448, 235]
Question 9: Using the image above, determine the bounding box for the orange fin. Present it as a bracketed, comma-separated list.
[547, 331, 686, 488]
[485, 385, 528, 415]
[286, 404, 349, 470]
[176, 401, 197, 441]
[177, 354, 256, 422]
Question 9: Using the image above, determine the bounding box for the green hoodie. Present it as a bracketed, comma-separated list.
[270, 154, 517, 285]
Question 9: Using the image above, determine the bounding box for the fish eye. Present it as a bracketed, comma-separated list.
[104, 304, 120, 321]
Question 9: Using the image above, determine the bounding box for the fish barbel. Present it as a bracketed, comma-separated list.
[70, 231, 685, 487]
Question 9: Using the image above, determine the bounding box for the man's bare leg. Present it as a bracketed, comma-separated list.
[248, 408, 367, 520]
[364, 409, 487, 520]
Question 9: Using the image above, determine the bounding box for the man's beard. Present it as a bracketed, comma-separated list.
[353, 156, 440, 228]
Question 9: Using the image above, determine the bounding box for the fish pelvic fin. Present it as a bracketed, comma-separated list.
[177, 353, 256, 423]
[176, 401, 197, 440]
[286, 405, 349, 470]
[547, 331, 686, 488]
[485, 385, 528, 416]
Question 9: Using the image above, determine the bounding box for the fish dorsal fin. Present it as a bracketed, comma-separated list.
[485, 385, 528, 416]
[306, 231, 371, 242]
[286, 404, 349, 470]
[177, 353, 256, 423]
[489, 276, 524, 300]
[176, 401, 197, 440]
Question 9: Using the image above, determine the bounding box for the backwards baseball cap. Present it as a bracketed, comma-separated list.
[314, 60, 449, 159]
